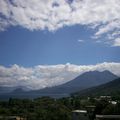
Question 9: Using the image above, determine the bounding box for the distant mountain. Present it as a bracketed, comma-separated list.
[12, 88, 25, 93]
[0, 70, 118, 99]
[58, 70, 118, 90]
[31, 70, 117, 95]
[74, 77, 120, 97]
[0, 86, 15, 94]
[0, 86, 28, 95]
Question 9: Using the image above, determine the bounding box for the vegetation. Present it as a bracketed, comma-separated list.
[0, 95, 120, 120]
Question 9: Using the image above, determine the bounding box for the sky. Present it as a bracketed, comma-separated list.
[0, 0, 120, 90]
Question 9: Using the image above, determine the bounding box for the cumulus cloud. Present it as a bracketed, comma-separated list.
[0, 0, 120, 46]
[0, 62, 120, 90]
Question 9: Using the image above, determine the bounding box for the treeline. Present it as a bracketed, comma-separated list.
[0, 96, 120, 120]
[0, 97, 82, 120]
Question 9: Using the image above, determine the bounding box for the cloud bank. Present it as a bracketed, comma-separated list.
[0, 62, 120, 90]
[0, 0, 120, 46]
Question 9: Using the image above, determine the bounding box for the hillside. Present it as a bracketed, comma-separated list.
[74, 77, 120, 97]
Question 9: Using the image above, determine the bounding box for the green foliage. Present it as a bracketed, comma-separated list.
[102, 104, 116, 114]
[0, 97, 72, 120]
[95, 99, 109, 114]
[0, 95, 120, 120]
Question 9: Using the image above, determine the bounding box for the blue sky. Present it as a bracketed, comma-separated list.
[0, 25, 120, 67]
[0, 0, 120, 67]
[0, 0, 120, 89]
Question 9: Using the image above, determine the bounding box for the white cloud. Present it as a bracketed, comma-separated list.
[113, 38, 120, 46]
[0, 0, 120, 46]
[78, 39, 84, 43]
[0, 62, 120, 90]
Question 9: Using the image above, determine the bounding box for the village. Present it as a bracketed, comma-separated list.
[72, 96, 120, 120]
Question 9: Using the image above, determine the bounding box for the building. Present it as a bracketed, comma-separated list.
[86, 106, 96, 120]
[0, 116, 26, 120]
[96, 115, 120, 120]
[72, 110, 89, 120]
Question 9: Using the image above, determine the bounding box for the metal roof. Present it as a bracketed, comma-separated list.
[72, 110, 87, 113]
[96, 115, 120, 118]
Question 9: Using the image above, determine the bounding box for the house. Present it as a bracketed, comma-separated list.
[72, 110, 89, 120]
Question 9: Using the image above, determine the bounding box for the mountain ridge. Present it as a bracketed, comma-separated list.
[0, 70, 118, 99]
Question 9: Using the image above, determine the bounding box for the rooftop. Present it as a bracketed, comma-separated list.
[96, 115, 120, 119]
[72, 110, 87, 113]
